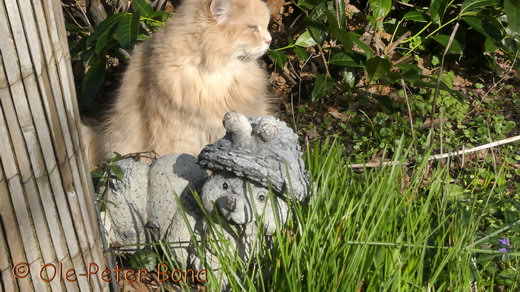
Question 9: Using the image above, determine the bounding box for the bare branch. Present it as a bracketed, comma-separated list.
[348, 135, 520, 168]
[89, 0, 108, 25]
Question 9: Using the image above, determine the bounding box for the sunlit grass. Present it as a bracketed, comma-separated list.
[153, 138, 519, 291]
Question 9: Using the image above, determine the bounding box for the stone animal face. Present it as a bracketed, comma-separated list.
[202, 172, 288, 235]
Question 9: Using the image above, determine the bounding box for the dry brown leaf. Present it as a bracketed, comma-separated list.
[328, 107, 350, 122]
[306, 128, 319, 140]
[267, 0, 285, 21]
[420, 116, 449, 129]
[347, 4, 361, 14]
[119, 279, 152, 292]
[453, 75, 471, 88]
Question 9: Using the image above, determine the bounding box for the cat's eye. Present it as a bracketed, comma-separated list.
[248, 25, 259, 32]
[257, 192, 266, 202]
[223, 182, 229, 190]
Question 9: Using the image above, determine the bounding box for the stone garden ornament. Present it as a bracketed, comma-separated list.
[102, 112, 310, 287]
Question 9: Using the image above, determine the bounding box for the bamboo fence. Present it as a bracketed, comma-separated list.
[0, 0, 108, 290]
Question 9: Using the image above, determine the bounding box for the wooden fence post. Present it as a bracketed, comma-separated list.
[0, 0, 108, 290]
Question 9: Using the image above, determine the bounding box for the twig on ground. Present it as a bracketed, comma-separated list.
[64, 5, 85, 30]
[386, 31, 411, 56]
[317, 44, 331, 77]
[283, 66, 298, 85]
[72, 0, 94, 32]
[429, 22, 460, 148]
[484, 51, 518, 98]
[348, 160, 407, 168]
[396, 1, 428, 9]
[89, 0, 108, 25]
[428, 135, 520, 161]
[347, 135, 520, 168]
[393, 54, 414, 66]
[288, 13, 304, 31]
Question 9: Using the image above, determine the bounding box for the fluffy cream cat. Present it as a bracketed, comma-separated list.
[99, 0, 273, 161]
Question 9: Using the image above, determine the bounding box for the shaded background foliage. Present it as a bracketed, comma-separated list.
[64, 0, 519, 157]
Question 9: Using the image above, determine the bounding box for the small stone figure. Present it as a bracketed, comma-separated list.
[102, 112, 310, 288]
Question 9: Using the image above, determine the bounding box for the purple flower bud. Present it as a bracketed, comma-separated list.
[498, 247, 508, 253]
[499, 238, 510, 246]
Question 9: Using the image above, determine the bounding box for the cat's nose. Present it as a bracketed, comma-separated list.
[264, 35, 272, 45]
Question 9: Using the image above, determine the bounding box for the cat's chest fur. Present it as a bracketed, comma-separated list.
[150, 56, 267, 116]
[198, 60, 245, 87]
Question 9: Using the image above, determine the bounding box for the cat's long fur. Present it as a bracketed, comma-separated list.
[99, 0, 273, 161]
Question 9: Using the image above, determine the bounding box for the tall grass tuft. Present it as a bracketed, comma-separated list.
[159, 138, 519, 291]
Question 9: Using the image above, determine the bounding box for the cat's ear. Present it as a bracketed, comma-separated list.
[210, 0, 230, 24]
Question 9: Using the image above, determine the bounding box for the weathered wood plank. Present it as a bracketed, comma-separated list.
[0, 162, 20, 292]
[0, 0, 108, 290]
[0, 90, 40, 292]
[15, 4, 94, 291]
[32, 1, 73, 166]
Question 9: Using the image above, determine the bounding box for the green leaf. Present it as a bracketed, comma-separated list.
[402, 11, 428, 22]
[461, 0, 497, 13]
[94, 32, 112, 54]
[323, 10, 339, 31]
[462, 16, 503, 40]
[483, 38, 499, 53]
[110, 164, 125, 181]
[298, 0, 326, 10]
[374, 94, 394, 110]
[387, 71, 401, 82]
[268, 50, 288, 68]
[150, 10, 170, 22]
[366, 56, 392, 82]
[329, 52, 365, 67]
[332, 28, 354, 51]
[132, 0, 154, 17]
[116, 12, 140, 49]
[332, 29, 374, 58]
[369, 0, 392, 20]
[87, 13, 126, 49]
[342, 68, 356, 88]
[398, 63, 422, 81]
[432, 55, 440, 66]
[295, 30, 318, 47]
[65, 22, 88, 34]
[350, 34, 374, 58]
[302, 17, 329, 43]
[129, 250, 157, 271]
[81, 57, 106, 107]
[504, 0, 520, 34]
[91, 170, 104, 179]
[311, 74, 334, 100]
[413, 79, 465, 102]
[137, 33, 151, 41]
[431, 35, 463, 54]
[112, 152, 123, 162]
[294, 46, 310, 61]
[446, 183, 467, 199]
[430, 0, 448, 24]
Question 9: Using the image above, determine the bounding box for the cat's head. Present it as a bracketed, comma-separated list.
[207, 0, 272, 61]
